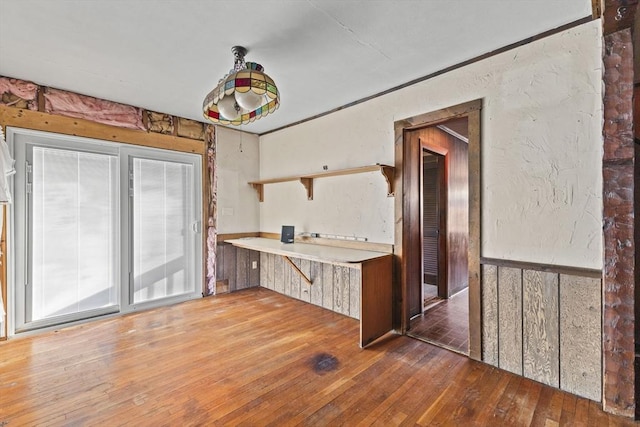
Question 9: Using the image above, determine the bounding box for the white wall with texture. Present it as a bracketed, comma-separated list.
[258, 20, 603, 269]
[216, 126, 260, 234]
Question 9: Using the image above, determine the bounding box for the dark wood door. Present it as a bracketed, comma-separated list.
[404, 123, 469, 319]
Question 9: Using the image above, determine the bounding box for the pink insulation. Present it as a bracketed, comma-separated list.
[43, 88, 145, 130]
[205, 125, 217, 295]
[0, 77, 38, 108]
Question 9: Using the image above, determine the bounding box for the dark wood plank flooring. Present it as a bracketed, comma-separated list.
[0, 287, 636, 426]
[410, 287, 469, 354]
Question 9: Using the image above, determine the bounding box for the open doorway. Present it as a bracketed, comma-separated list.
[395, 99, 482, 360]
[406, 118, 470, 354]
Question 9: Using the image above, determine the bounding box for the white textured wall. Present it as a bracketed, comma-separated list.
[258, 20, 603, 270]
[260, 21, 602, 268]
[216, 126, 260, 234]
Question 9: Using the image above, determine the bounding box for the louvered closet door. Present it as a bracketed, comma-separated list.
[423, 155, 439, 285]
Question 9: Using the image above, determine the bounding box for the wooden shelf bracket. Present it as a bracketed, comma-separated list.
[251, 183, 264, 202]
[299, 177, 314, 200]
[283, 256, 313, 285]
[380, 165, 395, 197]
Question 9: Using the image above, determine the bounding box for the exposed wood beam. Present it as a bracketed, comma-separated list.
[602, 28, 636, 417]
[0, 106, 204, 155]
[593, 0, 603, 19]
[603, 0, 638, 34]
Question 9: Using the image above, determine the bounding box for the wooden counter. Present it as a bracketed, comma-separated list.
[226, 238, 393, 347]
[225, 237, 389, 265]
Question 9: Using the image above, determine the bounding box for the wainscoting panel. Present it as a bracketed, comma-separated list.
[260, 252, 269, 289]
[481, 259, 602, 401]
[559, 274, 602, 401]
[274, 254, 284, 294]
[260, 252, 360, 320]
[523, 270, 559, 387]
[310, 261, 323, 306]
[234, 247, 260, 291]
[481, 265, 499, 365]
[215, 243, 260, 293]
[350, 268, 361, 321]
[322, 263, 334, 311]
[498, 267, 523, 375]
[300, 259, 312, 303]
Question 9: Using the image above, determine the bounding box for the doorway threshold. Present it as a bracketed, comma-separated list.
[406, 332, 469, 356]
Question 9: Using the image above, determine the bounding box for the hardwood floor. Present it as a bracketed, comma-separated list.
[409, 287, 469, 354]
[0, 287, 636, 426]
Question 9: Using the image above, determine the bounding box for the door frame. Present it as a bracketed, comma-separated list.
[394, 99, 482, 360]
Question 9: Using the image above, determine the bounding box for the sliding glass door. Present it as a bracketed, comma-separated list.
[28, 146, 119, 327]
[128, 153, 197, 306]
[11, 128, 202, 333]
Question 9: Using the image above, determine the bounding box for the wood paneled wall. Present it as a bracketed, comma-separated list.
[215, 243, 260, 293]
[482, 262, 602, 402]
[259, 252, 361, 320]
[420, 127, 469, 297]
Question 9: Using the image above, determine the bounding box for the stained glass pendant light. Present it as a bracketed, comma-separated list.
[202, 46, 280, 125]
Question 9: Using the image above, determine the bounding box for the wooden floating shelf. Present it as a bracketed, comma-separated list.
[248, 164, 395, 202]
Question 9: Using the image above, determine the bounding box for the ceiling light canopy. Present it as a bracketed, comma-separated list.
[203, 46, 280, 125]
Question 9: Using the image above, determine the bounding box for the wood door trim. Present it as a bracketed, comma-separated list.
[394, 99, 482, 360]
[401, 100, 482, 132]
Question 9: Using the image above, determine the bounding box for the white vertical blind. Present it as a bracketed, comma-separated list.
[132, 158, 193, 304]
[31, 147, 118, 320]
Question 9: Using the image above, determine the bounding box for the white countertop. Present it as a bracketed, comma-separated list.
[225, 237, 390, 265]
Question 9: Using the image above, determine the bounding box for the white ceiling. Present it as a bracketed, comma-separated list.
[0, 1, 592, 135]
